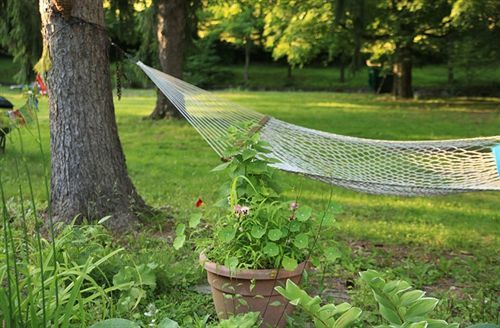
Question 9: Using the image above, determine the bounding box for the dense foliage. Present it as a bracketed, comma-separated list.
[0, 0, 498, 95]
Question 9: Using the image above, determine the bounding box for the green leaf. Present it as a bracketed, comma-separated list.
[427, 320, 457, 328]
[175, 223, 186, 235]
[408, 322, 429, 328]
[289, 220, 301, 232]
[250, 225, 266, 239]
[242, 149, 258, 160]
[405, 297, 439, 321]
[211, 161, 231, 172]
[282, 256, 298, 271]
[189, 213, 202, 228]
[136, 264, 157, 288]
[293, 233, 309, 249]
[379, 304, 402, 325]
[263, 242, 280, 257]
[333, 307, 362, 328]
[173, 235, 186, 250]
[218, 226, 236, 243]
[268, 228, 282, 241]
[400, 290, 426, 306]
[158, 317, 180, 328]
[269, 300, 282, 307]
[296, 206, 312, 221]
[225, 257, 239, 271]
[89, 319, 140, 328]
[324, 247, 342, 262]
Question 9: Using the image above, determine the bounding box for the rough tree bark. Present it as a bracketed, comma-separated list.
[40, 0, 147, 231]
[392, 45, 413, 98]
[150, 0, 186, 120]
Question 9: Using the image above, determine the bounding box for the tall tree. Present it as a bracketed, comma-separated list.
[203, 0, 264, 82]
[149, 0, 187, 120]
[264, 0, 332, 71]
[365, 0, 451, 98]
[445, 0, 500, 83]
[0, 0, 42, 83]
[39, 0, 146, 231]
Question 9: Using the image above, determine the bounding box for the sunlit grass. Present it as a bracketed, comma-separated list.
[0, 86, 498, 256]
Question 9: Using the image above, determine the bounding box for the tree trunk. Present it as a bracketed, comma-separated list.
[150, 0, 186, 120]
[39, 0, 147, 231]
[392, 46, 413, 98]
[243, 36, 251, 83]
[447, 63, 454, 85]
[287, 64, 292, 79]
[339, 60, 346, 83]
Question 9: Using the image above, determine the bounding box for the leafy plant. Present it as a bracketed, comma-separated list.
[276, 279, 362, 328]
[175, 123, 340, 271]
[112, 262, 158, 314]
[360, 270, 459, 328]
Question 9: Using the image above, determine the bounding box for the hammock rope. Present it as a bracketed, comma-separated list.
[137, 61, 500, 196]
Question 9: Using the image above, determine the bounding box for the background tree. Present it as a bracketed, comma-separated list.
[39, 0, 147, 231]
[364, 0, 451, 98]
[0, 0, 42, 83]
[446, 0, 500, 84]
[202, 0, 264, 82]
[263, 0, 332, 77]
[150, 0, 187, 120]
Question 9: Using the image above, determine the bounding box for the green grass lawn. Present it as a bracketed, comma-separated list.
[218, 64, 500, 91]
[1, 87, 499, 325]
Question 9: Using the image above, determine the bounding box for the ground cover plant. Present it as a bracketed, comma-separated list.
[0, 87, 498, 326]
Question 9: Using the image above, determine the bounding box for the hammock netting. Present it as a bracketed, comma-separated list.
[137, 62, 500, 196]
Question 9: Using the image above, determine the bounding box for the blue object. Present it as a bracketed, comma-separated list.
[493, 145, 500, 176]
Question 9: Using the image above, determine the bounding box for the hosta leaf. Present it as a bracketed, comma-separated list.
[401, 290, 425, 306]
[282, 256, 298, 271]
[296, 206, 312, 221]
[263, 242, 279, 257]
[333, 307, 362, 328]
[250, 225, 266, 239]
[90, 319, 140, 328]
[293, 233, 309, 249]
[379, 304, 402, 325]
[409, 322, 429, 328]
[427, 319, 460, 328]
[268, 228, 282, 241]
[405, 297, 439, 321]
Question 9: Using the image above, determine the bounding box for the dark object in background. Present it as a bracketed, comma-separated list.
[0, 96, 14, 153]
[368, 67, 393, 94]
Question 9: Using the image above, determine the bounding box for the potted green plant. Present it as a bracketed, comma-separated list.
[175, 124, 340, 327]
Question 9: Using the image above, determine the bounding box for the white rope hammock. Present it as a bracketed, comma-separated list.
[137, 62, 500, 196]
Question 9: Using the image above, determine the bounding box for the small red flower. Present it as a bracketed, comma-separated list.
[195, 198, 204, 208]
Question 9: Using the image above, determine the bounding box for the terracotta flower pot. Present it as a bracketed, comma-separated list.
[200, 253, 306, 328]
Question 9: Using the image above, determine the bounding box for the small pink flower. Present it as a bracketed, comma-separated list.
[290, 202, 298, 211]
[234, 204, 242, 215]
